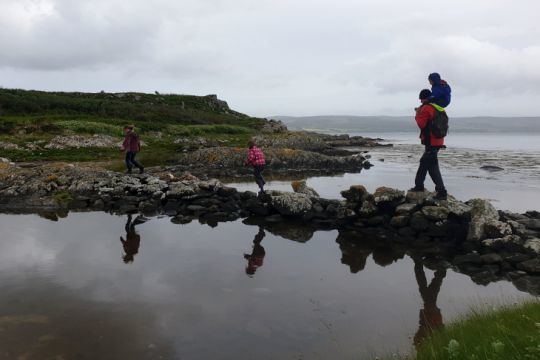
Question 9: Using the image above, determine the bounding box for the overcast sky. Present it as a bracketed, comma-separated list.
[1, 0, 539, 117]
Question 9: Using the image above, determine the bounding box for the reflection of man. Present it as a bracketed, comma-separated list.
[413, 260, 446, 347]
[244, 227, 266, 277]
[120, 214, 141, 264]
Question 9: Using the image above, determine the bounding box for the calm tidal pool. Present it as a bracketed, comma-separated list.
[0, 212, 534, 359]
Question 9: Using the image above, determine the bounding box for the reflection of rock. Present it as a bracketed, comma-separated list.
[336, 232, 373, 273]
[243, 217, 316, 242]
[513, 275, 540, 296]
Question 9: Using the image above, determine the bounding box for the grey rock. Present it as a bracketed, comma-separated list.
[503, 253, 531, 264]
[422, 206, 450, 221]
[358, 200, 378, 217]
[390, 215, 410, 228]
[270, 192, 313, 216]
[410, 212, 430, 231]
[291, 180, 319, 198]
[518, 218, 540, 230]
[506, 271, 527, 280]
[513, 275, 540, 296]
[444, 197, 472, 218]
[480, 165, 504, 172]
[482, 235, 524, 252]
[524, 238, 540, 254]
[395, 203, 417, 215]
[405, 190, 430, 204]
[373, 187, 405, 205]
[484, 220, 513, 238]
[453, 253, 483, 265]
[467, 198, 499, 241]
[341, 185, 369, 202]
[516, 259, 540, 274]
[480, 253, 503, 264]
[507, 220, 528, 237]
[187, 205, 207, 212]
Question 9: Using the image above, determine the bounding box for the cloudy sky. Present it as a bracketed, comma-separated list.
[1, 0, 539, 117]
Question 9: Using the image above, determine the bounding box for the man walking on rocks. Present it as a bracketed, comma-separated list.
[245, 140, 266, 195]
[121, 125, 144, 174]
[411, 89, 448, 200]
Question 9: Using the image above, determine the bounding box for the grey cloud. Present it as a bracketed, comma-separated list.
[0, 0, 539, 116]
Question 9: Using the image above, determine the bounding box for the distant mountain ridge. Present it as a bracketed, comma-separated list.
[273, 115, 540, 133]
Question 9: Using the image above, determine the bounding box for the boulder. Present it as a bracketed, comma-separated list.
[341, 185, 369, 203]
[513, 276, 540, 296]
[518, 218, 540, 230]
[395, 203, 417, 215]
[507, 220, 528, 237]
[270, 192, 313, 216]
[467, 199, 499, 241]
[517, 259, 540, 274]
[390, 215, 410, 228]
[421, 206, 450, 221]
[358, 200, 378, 217]
[405, 190, 430, 204]
[480, 253, 503, 264]
[453, 253, 483, 265]
[410, 212, 430, 231]
[484, 219, 513, 238]
[444, 197, 472, 218]
[524, 238, 540, 254]
[482, 235, 524, 252]
[291, 180, 319, 198]
[373, 187, 405, 205]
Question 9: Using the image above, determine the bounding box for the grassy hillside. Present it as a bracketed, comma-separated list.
[0, 89, 266, 167]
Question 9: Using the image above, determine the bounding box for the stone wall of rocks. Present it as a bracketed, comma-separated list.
[0, 167, 538, 294]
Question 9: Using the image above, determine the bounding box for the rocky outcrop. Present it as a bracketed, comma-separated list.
[261, 119, 288, 133]
[167, 147, 371, 178]
[45, 135, 123, 149]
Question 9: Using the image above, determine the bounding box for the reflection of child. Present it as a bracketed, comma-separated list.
[428, 73, 451, 108]
[244, 227, 266, 276]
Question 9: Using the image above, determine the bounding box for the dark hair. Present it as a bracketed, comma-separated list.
[248, 140, 255, 148]
[124, 125, 134, 130]
[419, 89, 432, 100]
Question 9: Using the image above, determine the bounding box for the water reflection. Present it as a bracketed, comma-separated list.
[244, 226, 266, 277]
[413, 259, 446, 347]
[120, 214, 143, 264]
[0, 213, 534, 360]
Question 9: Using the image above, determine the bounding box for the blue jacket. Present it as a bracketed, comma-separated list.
[428, 73, 451, 108]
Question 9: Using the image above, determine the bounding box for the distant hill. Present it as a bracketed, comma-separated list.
[274, 115, 540, 133]
[0, 88, 260, 126]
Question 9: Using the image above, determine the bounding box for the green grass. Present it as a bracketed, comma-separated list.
[414, 301, 540, 360]
[0, 88, 264, 165]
